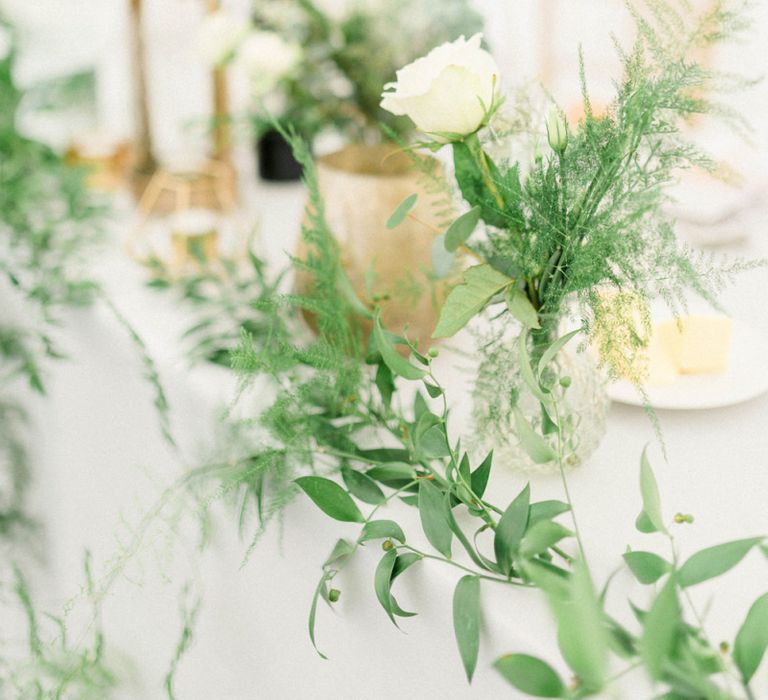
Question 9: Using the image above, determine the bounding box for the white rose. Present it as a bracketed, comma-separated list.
[236, 31, 301, 97]
[380, 33, 500, 139]
[198, 10, 249, 66]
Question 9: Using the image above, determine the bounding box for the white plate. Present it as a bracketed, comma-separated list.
[608, 322, 768, 410]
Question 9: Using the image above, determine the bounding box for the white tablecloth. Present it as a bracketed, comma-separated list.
[15, 168, 768, 699]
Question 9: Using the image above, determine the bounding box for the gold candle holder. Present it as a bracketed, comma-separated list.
[169, 208, 220, 273]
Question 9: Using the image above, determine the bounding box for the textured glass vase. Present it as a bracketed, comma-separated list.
[470, 331, 609, 474]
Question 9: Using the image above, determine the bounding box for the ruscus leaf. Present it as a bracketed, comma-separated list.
[638, 447, 667, 534]
[678, 538, 763, 588]
[418, 479, 453, 558]
[295, 476, 364, 523]
[374, 548, 399, 625]
[373, 312, 426, 381]
[623, 551, 672, 585]
[341, 465, 385, 505]
[494, 484, 530, 574]
[640, 575, 681, 679]
[733, 592, 768, 683]
[470, 451, 493, 499]
[495, 654, 566, 698]
[453, 575, 481, 682]
[514, 408, 557, 464]
[359, 520, 406, 545]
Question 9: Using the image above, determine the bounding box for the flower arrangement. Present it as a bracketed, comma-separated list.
[200, 0, 484, 144]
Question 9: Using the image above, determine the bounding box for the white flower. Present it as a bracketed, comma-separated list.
[236, 31, 301, 97]
[545, 106, 568, 153]
[380, 34, 500, 139]
[0, 26, 12, 61]
[198, 10, 248, 66]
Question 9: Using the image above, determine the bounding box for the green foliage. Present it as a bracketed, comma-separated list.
[428, 0, 762, 391]
[495, 654, 566, 698]
[146, 252, 284, 368]
[733, 593, 768, 684]
[452, 575, 481, 682]
[385, 193, 418, 229]
[432, 264, 513, 338]
[0, 17, 103, 538]
[250, 0, 484, 142]
[2, 560, 117, 698]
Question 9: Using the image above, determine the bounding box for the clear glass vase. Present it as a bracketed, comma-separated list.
[469, 329, 609, 475]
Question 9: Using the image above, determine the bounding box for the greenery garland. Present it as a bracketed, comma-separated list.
[0, 16, 104, 536]
[2, 1, 766, 697]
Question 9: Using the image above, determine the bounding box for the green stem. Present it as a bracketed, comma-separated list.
[399, 545, 532, 588]
[553, 402, 589, 566]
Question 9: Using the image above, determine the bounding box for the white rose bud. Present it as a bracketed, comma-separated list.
[546, 106, 568, 153]
[198, 10, 249, 66]
[380, 34, 500, 140]
[236, 31, 301, 98]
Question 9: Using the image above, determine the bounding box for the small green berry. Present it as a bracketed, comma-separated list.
[428, 348, 439, 358]
[328, 588, 341, 603]
[559, 376, 572, 388]
[674, 513, 695, 524]
[382, 539, 394, 551]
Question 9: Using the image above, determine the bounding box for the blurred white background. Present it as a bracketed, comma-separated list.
[4, 0, 768, 167]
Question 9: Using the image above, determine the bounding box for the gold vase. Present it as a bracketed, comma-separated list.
[299, 143, 452, 350]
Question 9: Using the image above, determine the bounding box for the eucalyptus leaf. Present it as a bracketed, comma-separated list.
[453, 575, 481, 682]
[359, 520, 406, 545]
[373, 313, 426, 381]
[433, 264, 513, 338]
[678, 538, 763, 588]
[418, 479, 453, 558]
[386, 193, 418, 229]
[494, 484, 530, 574]
[513, 408, 557, 464]
[431, 234, 455, 279]
[733, 592, 768, 683]
[444, 206, 482, 252]
[424, 381, 443, 398]
[295, 476, 364, 523]
[623, 551, 672, 585]
[495, 654, 566, 698]
[640, 575, 681, 679]
[507, 288, 541, 329]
